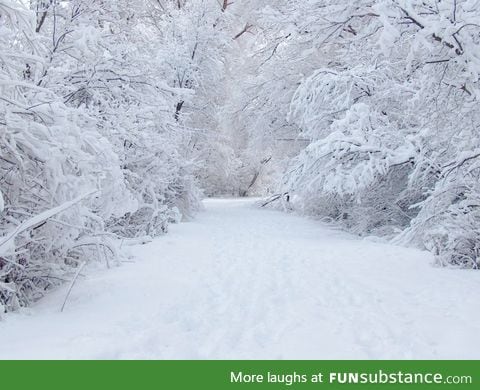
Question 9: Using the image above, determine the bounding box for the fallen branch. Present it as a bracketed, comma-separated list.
[261, 192, 289, 207]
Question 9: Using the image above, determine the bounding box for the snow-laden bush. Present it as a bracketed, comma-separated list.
[399, 157, 480, 268]
[0, 0, 218, 312]
[0, 1, 137, 310]
[275, 0, 480, 267]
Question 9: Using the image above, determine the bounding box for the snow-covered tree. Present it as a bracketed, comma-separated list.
[0, 0, 218, 311]
[0, 0, 137, 310]
[276, 0, 480, 267]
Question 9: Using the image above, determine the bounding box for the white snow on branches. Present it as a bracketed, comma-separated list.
[0, 0, 231, 311]
[2, 0, 480, 313]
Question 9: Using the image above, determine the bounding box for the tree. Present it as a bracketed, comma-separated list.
[277, 0, 480, 267]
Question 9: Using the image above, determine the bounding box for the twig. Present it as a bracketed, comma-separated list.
[60, 261, 86, 312]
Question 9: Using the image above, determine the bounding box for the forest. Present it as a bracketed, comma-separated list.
[1, 0, 480, 315]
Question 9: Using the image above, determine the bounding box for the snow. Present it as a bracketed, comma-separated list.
[0, 191, 95, 256]
[1, 198, 479, 359]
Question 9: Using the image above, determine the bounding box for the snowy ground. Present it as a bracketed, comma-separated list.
[1, 198, 479, 359]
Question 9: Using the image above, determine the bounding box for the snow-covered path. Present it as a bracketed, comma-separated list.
[1, 198, 480, 359]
